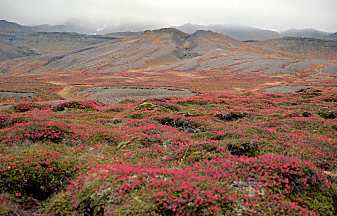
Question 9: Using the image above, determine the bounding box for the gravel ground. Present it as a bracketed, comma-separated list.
[264, 85, 311, 93]
[79, 87, 196, 103]
[0, 91, 35, 101]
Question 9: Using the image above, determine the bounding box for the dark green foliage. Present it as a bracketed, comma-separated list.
[302, 112, 312, 117]
[318, 110, 337, 119]
[128, 113, 146, 119]
[177, 100, 208, 106]
[215, 112, 247, 121]
[0, 147, 76, 200]
[158, 117, 202, 133]
[227, 141, 259, 157]
[293, 186, 337, 216]
[296, 88, 322, 98]
[211, 132, 241, 141]
[89, 132, 118, 145]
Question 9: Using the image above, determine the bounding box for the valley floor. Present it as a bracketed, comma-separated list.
[0, 70, 336, 215]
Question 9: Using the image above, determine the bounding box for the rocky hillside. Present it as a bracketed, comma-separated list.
[1, 24, 336, 75]
[176, 23, 280, 41]
[251, 37, 337, 58]
[6, 28, 332, 75]
[0, 31, 114, 55]
[0, 41, 37, 60]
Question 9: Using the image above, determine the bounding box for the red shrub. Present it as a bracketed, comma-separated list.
[14, 102, 48, 112]
[1, 121, 73, 144]
[52, 101, 104, 112]
[64, 154, 329, 215]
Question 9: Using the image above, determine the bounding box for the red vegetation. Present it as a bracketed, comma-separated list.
[0, 86, 336, 215]
[52, 101, 104, 112]
[65, 154, 328, 215]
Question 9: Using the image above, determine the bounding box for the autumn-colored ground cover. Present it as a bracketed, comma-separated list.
[0, 85, 336, 215]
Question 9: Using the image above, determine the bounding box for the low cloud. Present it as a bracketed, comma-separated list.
[0, 0, 336, 32]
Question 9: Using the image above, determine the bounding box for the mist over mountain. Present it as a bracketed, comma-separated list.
[280, 29, 330, 39]
[0, 19, 158, 35]
[0, 20, 32, 33]
[1, 19, 336, 42]
[175, 23, 280, 41]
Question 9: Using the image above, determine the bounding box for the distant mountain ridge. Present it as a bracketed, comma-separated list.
[174, 23, 336, 41]
[1, 20, 335, 41]
[280, 28, 329, 39]
[2, 27, 336, 75]
[0, 20, 32, 32]
[175, 23, 280, 41]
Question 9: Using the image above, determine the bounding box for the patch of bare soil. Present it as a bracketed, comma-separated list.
[0, 91, 35, 101]
[79, 87, 196, 103]
[264, 85, 312, 93]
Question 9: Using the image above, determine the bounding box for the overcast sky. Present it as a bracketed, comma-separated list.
[1, 0, 337, 32]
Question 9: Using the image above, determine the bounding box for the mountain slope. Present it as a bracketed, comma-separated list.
[0, 20, 32, 33]
[1, 27, 336, 75]
[0, 31, 114, 58]
[326, 33, 337, 41]
[251, 37, 337, 58]
[40, 28, 245, 72]
[0, 41, 38, 60]
[280, 29, 329, 39]
[2, 28, 332, 75]
[176, 23, 280, 41]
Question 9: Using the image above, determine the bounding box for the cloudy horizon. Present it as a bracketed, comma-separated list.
[1, 0, 337, 32]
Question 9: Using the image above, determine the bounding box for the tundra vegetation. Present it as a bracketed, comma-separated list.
[0, 87, 336, 215]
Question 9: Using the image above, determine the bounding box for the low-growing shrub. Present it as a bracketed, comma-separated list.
[0, 115, 12, 129]
[44, 192, 73, 216]
[211, 132, 241, 141]
[0, 146, 76, 200]
[158, 103, 180, 112]
[227, 141, 259, 157]
[139, 137, 162, 147]
[158, 117, 202, 133]
[227, 142, 259, 157]
[14, 102, 47, 112]
[296, 88, 322, 98]
[177, 100, 208, 106]
[0, 115, 29, 129]
[215, 112, 247, 121]
[104, 106, 125, 113]
[52, 101, 102, 112]
[136, 102, 157, 111]
[23, 124, 69, 143]
[89, 132, 118, 145]
[0, 193, 15, 215]
[183, 142, 224, 163]
[128, 112, 146, 119]
[55, 154, 331, 215]
[1, 122, 74, 145]
[318, 110, 337, 119]
[302, 112, 312, 117]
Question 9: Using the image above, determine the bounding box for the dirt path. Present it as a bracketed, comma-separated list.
[47, 81, 80, 100]
[58, 86, 78, 99]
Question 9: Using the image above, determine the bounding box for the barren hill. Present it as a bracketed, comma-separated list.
[250, 37, 337, 59]
[0, 27, 336, 75]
